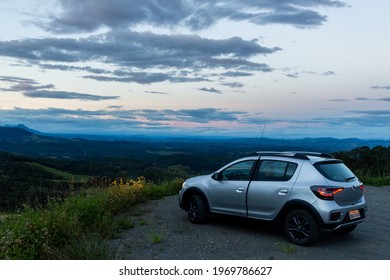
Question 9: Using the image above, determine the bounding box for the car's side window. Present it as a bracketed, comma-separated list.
[256, 160, 298, 181]
[220, 160, 256, 181]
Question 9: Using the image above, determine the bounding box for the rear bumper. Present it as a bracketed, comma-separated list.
[323, 205, 367, 230]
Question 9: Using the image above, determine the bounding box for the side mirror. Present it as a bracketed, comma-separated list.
[212, 172, 222, 180]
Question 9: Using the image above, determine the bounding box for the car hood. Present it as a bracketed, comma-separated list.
[184, 174, 211, 187]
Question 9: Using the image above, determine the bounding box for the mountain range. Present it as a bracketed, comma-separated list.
[0, 125, 388, 158]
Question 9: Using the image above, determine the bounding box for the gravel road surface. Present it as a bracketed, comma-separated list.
[111, 186, 390, 260]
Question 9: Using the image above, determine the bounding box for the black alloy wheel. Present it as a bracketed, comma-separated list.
[187, 195, 207, 224]
[284, 209, 319, 246]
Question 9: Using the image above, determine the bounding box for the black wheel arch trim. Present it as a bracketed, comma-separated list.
[277, 199, 325, 226]
[181, 187, 210, 212]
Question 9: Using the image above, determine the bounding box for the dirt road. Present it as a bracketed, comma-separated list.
[111, 186, 390, 260]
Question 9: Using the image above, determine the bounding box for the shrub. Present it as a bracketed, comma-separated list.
[0, 178, 182, 259]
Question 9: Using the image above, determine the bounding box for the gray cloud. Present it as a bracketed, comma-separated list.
[222, 71, 254, 77]
[198, 87, 223, 94]
[349, 109, 390, 115]
[286, 73, 300, 78]
[144, 91, 169, 95]
[42, 0, 346, 33]
[221, 82, 244, 88]
[0, 31, 278, 85]
[38, 63, 110, 74]
[329, 99, 348, 102]
[371, 86, 390, 90]
[356, 97, 390, 102]
[0, 107, 247, 133]
[322, 71, 336, 76]
[345, 110, 390, 127]
[23, 90, 119, 101]
[307, 110, 390, 128]
[2, 105, 387, 137]
[0, 76, 119, 101]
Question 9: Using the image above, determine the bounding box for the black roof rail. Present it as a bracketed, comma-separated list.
[247, 151, 293, 157]
[289, 151, 335, 159]
[247, 151, 334, 160]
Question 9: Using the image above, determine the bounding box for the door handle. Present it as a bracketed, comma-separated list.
[236, 187, 245, 193]
[278, 189, 288, 195]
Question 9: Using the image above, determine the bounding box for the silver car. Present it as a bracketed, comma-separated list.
[179, 151, 367, 245]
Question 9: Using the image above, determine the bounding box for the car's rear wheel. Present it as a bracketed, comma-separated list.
[284, 209, 319, 246]
[187, 195, 207, 224]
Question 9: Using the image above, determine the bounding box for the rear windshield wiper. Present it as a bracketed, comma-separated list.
[345, 176, 356, 181]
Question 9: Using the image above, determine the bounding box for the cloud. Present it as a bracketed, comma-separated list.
[329, 99, 348, 102]
[371, 86, 390, 90]
[345, 110, 390, 127]
[22, 90, 119, 101]
[286, 73, 300, 78]
[220, 82, 244, 88]
[144, 91, 169, 95]
[0, 107, 248, 134]
[250, 8, 327, 28]
[38, 63, 110, 74]
[222, 71, 254, 77]
[198, 87, 223, 94]
[307, 110, 390, 128]
[0, 76, 119, 101]
[41, 0, 346, 33]
[356, 97, 390, 102]
[0, 32, 277, 65]
[285, 70, 336, 79]
[2, 105, 388, 137]
[349, 110, 390, 116]
[0, 31, 278, 85]
[322, 71, 336, 76]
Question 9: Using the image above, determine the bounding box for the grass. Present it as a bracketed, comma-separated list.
[280, 244, 297, 254]
[0, 177, 182, 259]
[150, 230, 163, 244]
[26, 162, 91, 183]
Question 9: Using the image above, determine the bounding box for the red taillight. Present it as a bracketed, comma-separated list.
[311, 186, 344, 200]
[359, 184, 364, 192]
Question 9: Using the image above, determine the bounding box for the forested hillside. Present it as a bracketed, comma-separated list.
[333, 146, 390, 185]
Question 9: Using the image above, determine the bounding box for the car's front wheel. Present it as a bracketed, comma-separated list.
[187, 195, 207, 224]
[284, 209, 319, 246]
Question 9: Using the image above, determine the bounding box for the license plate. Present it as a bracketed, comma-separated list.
[348, 209, 360, 220]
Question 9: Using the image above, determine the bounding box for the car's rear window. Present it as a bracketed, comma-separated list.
[314, 160, 356, 182]
[256, 160, 298, 181]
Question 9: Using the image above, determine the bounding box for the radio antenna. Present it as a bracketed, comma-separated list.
[256, 125, 266, 151]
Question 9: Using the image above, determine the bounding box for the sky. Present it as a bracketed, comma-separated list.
[0, 0, 389, 139]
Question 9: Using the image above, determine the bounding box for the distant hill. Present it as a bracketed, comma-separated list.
[0, 126, 35, 140]
[0, 125, 388, 158]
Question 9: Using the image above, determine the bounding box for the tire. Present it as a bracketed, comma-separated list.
[187, 195, 207, 224]
[284, 209, 320, 246]
[333, 224, 357, 234]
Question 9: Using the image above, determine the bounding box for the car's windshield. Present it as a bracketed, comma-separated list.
[314, 160, 356, 182]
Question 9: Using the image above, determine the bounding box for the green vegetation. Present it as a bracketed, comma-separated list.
[25, 162, 90, 183]
[150, 230, 164, 244]
[333, 146, 390, 186]
[0, 178, 182, 259]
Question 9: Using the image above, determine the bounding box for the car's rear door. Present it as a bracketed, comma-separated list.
[246, 159, 299, 220]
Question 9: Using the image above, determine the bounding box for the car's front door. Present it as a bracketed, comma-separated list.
[209, 160, 256, 216]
